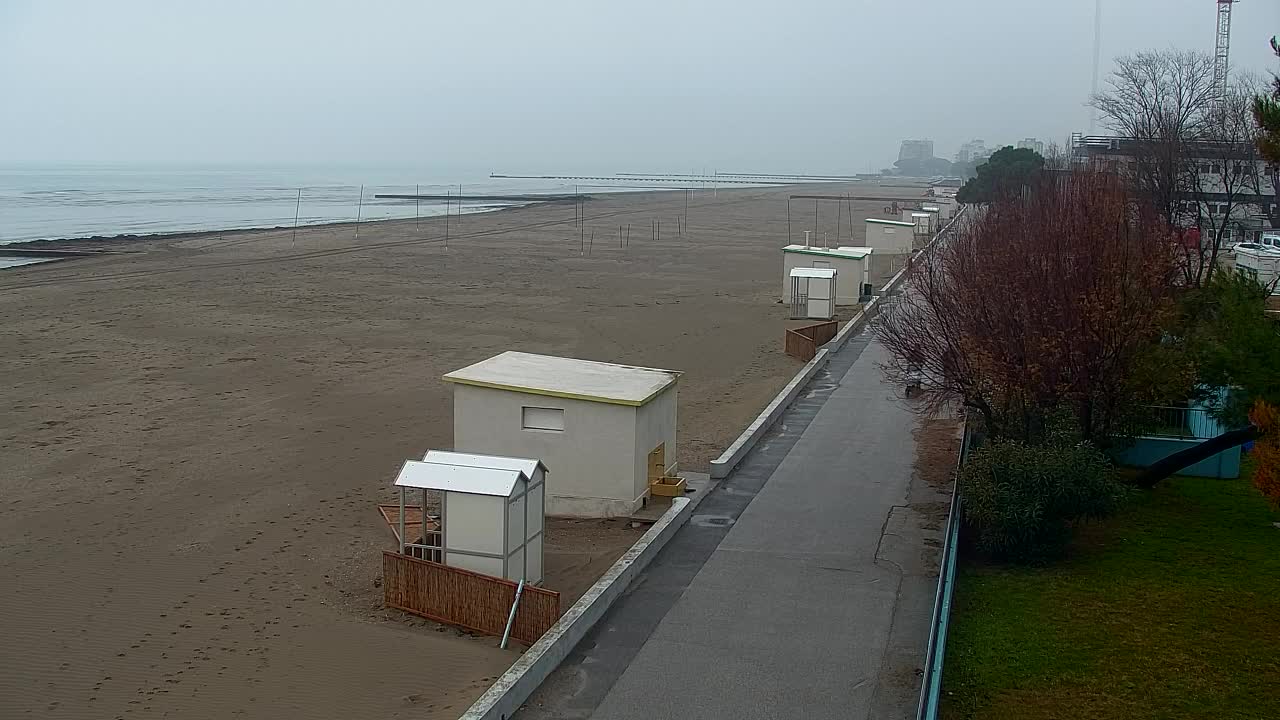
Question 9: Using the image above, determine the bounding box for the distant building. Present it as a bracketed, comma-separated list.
[897, 139, 935, 164]
[1016, 137, 1045, 155]
[955, 139, 987, 164]
[1072, 135, 1277, 246]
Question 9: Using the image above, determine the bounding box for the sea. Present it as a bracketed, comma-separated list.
[0, 165, 651, 246]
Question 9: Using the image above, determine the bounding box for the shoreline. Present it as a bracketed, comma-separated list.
[0, 185, 725, 252]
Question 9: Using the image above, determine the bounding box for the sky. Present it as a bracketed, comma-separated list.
[1, 0, 1277, 175]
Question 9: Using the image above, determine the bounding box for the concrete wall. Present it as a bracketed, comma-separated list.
[634, 385, 678, 498]
[1115, 437, 1242, 479]
[782, 250, 870, 304]
[865, 223, 913, 255]
[453, 384, 644, 517]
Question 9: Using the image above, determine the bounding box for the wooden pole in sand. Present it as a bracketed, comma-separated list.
[415, 184, 420, 231]
[836, 196, 842, 242]
[445, 190, 450, 250]
[291, 188, 301, 248]
[354, 184, 365, 241]
[846, 194, 854, 243]
[813, 199, 818, 247]
[589, 229, 594, 256]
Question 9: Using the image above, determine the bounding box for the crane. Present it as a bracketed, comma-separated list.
[1213, 0, 1237, 103]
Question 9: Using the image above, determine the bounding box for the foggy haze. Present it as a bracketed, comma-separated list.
[1, 0, 1277, 174]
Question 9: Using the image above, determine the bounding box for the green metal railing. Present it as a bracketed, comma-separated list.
[916, 421, 970, 720]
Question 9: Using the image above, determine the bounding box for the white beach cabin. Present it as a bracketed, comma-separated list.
[788, 267, 837, 319]
[864, 218, 916, 255]
[903, 210, 934, 236]
[392, 451, 546, 583]
[781, 244, 872, 304]
[445, 352, 680, 518]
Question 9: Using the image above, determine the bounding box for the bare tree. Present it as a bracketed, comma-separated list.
[1090, 50, 1216, 221]
[878, 170, 1183, 444]
[1189, 75, 1269, 282]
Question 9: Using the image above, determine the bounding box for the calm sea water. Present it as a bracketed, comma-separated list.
[0, 165, 608, 245]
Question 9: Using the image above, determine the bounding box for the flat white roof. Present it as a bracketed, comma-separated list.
[422, 450, 546, 479]
[394, 459, 524, 497]
[790, 267, 837, 279]
[444, 351, 680, 406]
[911, 212, 930, 218]
[921, 205, 940, 212]
[865, 218, 916, 227]
[782, 244, 872, 259]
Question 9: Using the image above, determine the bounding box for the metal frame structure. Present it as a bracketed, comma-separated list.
[1213, 0, 1235, 104]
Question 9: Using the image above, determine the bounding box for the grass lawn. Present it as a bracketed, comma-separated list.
[941, 475, 1280, 720]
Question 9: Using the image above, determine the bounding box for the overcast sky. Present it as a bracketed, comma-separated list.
[1, 0, 1277, 175]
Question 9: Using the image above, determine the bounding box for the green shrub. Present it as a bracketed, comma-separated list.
[961, 436, 1124, 563]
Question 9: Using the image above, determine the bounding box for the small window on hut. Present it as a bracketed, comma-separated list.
[521, 407, 564, 432]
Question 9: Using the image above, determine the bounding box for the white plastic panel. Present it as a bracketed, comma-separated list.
[444, 492, 504, 556]
[447, 553, 504, 578]
[507, 495, 526, 553]
[528, 483, 545, 538]
[526, 535, 543, 585]
[506, 545, 526, 582]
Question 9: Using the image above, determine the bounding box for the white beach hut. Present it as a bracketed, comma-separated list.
[445, 352, 681, 518]
[781, 244, 872, 304]
[864, 218, 916, 255]
[903, 210, 934, 236]
[393, 451, 546, 583]
[788, 267, 837, 320]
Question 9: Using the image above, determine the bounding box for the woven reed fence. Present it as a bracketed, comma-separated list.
[785, 320, 839, 361]
[382, 551, 561, 645]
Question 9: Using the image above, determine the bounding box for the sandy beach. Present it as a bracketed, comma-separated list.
[0, 182, 924, 719]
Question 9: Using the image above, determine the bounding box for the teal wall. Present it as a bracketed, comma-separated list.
[1116, 436, 1242, 479]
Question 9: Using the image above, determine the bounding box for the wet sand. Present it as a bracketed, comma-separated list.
[0, 182, 923, 719]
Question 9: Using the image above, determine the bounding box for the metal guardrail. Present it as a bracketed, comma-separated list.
[916, 420, 970, 720]
[1141, 405, 1222, 440]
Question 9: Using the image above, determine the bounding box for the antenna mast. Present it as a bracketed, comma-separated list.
[1213, 0, 1236, 103]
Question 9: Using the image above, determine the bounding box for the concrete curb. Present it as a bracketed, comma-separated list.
[707, 206, 967, 482]
[709, 346, 832, 479]
[825, 297, 880, 353]
[459, 495, 694, 720]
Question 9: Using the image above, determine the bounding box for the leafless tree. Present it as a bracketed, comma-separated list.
[1091, 51, 1273, 286]
[877, 170, 1184, 444]
[1090, 50, 1216, 225]
[1188, 74, 1268, 283]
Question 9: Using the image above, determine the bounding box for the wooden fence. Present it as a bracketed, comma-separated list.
[383, 551, 561, 645]
[784, 320, 839, 361]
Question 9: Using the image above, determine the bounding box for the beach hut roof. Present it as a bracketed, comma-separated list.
[421, 450, 546, 479]
[443, 351, 680, 407]
[393, 459, 525, 497]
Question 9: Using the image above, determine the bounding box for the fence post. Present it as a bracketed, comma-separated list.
[500, 579, 526, 650]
